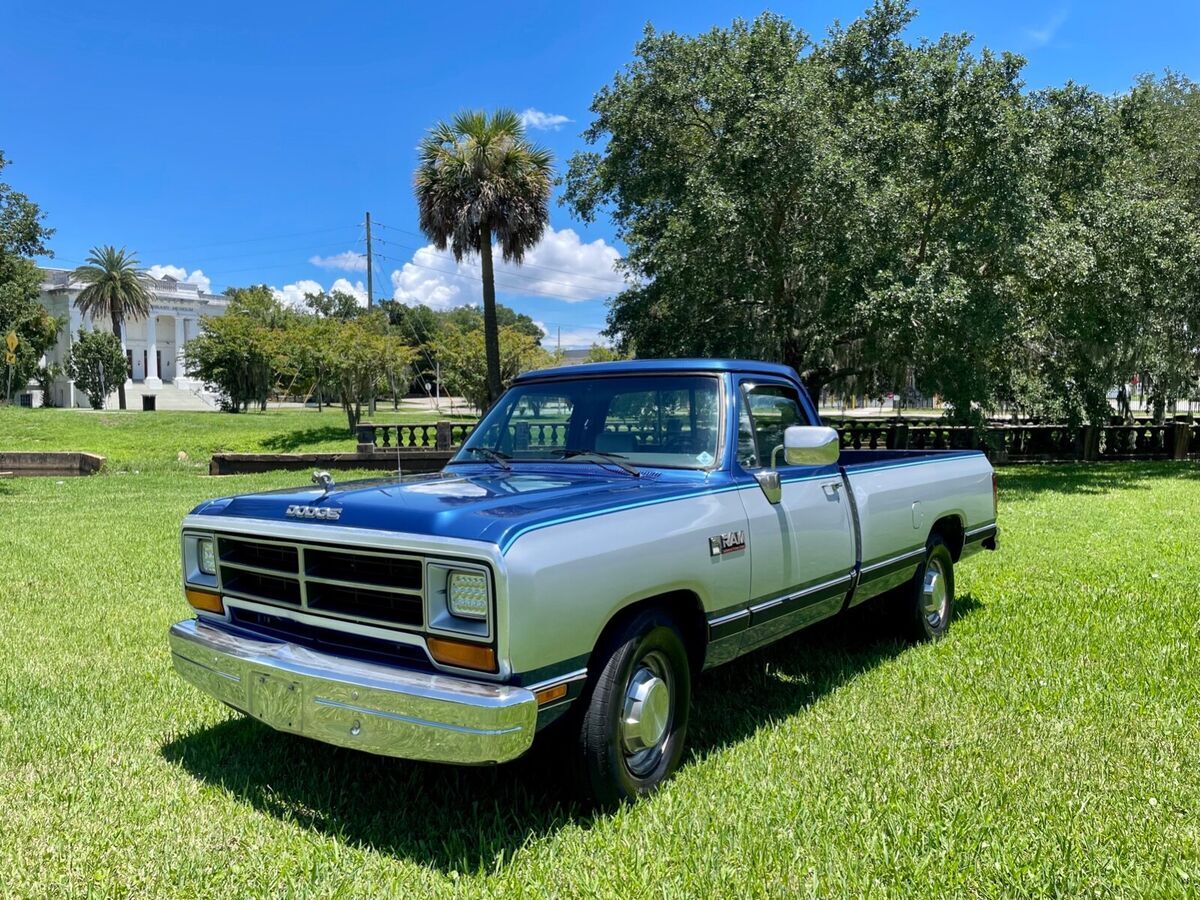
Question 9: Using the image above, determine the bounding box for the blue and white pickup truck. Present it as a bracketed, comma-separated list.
[170, 359, 998, 804]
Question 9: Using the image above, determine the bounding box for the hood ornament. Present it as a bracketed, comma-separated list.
[312, 470, 335, 494]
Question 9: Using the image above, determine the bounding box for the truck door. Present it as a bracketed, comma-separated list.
[734, 379, 856, 646]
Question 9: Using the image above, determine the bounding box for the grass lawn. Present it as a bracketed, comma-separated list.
[2, 417, 1199, 895]
[0, 405, 473, 474]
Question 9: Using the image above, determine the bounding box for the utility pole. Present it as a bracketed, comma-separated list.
[365, 211, 374, 308]
[557, 326, 561, 355]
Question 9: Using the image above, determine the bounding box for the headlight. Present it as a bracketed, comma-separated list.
[447, 571, 489, 619]
[198, 538, 217, 576]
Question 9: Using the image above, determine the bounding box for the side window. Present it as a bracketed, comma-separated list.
[737, 383, 810, 469]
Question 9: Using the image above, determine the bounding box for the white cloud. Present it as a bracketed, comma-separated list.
[519, 108, 572, 131]
[147, 264, 212, 293]
[1026, 9, 1068, 47]
[271, 279, 324, 308]
[502, 226, 626, 302]
[309, 251, 367, 272]
[387, 225, 627, 309]
[330, 278, 368, 304]
[391, 245, 465, 310]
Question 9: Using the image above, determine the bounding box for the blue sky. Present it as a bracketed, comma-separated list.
[3, 1, 1197, 347]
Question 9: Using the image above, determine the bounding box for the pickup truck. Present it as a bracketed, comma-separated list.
[169, 359, 998, 805]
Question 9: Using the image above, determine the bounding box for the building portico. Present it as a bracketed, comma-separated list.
[36, 268, 227, 407]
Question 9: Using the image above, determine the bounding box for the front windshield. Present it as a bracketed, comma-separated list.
[454, 374, 721, 470]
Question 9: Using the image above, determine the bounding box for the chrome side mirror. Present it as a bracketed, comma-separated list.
[754, 469, 781, 504]
[782, 425, 840, 467]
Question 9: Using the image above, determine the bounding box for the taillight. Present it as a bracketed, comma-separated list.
[992, 472, 999, 515]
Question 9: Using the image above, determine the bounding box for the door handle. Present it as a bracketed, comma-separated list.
[822, 481, 843, 497]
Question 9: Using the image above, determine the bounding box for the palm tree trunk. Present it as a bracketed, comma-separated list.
[112, 310, 127, 410]
[478, 224, 502, 408]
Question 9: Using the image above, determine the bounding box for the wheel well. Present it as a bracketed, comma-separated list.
[590, 590, 708, 677]
[930, 515, 965, 561]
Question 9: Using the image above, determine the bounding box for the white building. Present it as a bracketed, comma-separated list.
[36, 267, 228, 408]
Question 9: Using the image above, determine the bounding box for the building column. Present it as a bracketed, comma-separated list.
[173, 315, 186, 383]
[144, 314, 162, 388]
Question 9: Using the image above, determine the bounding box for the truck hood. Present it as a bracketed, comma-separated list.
[189, 465, 717, 552]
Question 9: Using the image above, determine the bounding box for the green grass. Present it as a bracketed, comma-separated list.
[2, 414, 1199, 895]
[0, 405, 471, 474]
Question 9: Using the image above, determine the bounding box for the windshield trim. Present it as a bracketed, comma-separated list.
[451, 372, 727, 473]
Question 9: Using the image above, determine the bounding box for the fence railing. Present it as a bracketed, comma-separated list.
[828, 419, 1196, 462]
[355, 421, 477, 452]
[356, 418, 1199, 463]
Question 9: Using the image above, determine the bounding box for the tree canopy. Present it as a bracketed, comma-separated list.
[0, 152, 61, 402]
[566, 1, 1200, 423]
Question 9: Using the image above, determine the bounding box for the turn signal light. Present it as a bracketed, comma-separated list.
[185, 587, 224, 615]
[534, 683, 568, 706]
[427, 637, 497, 672]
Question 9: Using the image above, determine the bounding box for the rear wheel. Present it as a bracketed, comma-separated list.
[902, 534, 955, 642]
[576, 609, 691, 807]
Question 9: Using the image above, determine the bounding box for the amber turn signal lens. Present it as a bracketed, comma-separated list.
[185, 587, 224, 615]
[427, 637, 497, 672]
[534, 683, 568, 706]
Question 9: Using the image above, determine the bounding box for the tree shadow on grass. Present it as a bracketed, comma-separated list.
[999, 461, 1200, 502]
[259, 425, 353, 452]
[160, 595, 981, 873]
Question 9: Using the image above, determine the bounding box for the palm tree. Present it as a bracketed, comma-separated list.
[72, 246, 151, 410]
[415, 110, 552, 407]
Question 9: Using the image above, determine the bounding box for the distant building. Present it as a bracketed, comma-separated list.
[555, 348, 593, 366]
[36, 267, 228, 407]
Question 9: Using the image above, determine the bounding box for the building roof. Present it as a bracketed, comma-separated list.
[38, 267, 227, 306]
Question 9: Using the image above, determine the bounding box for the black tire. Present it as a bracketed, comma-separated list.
[575, 608, 691, 807]
[902, 534, 956, 643]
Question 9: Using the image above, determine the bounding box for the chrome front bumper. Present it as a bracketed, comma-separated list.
[168, 618, 537, 764]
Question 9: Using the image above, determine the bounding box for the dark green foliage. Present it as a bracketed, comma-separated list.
[64, 328, 126, 409]
[0, 152, 61, 400]
[567, 1, 1200, 424]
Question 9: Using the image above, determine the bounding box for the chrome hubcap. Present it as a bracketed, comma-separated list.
[921, 557, 949, 627]
[620, 651, 673, 776]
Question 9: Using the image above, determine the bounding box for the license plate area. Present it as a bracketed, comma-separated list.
[249, 670, 303, 732]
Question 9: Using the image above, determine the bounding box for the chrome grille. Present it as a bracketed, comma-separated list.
[215, 534, 424, 629]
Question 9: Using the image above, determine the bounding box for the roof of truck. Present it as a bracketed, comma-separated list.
[512, 358, 801, 383]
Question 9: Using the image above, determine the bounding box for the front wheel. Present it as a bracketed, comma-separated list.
[576, 609, 691, 807]
[902, 534, 955, 642]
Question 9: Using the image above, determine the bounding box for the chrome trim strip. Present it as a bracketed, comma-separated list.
[748, 573, 854, 615]
[860, 547, 925, 575]
[708, 609, 751, 628]
[966, 522, 998, 538]
[524, 667, 589, 693]
[169, 618, 535, 765]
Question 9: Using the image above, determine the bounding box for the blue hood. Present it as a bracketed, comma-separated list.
[191, 465, 723, 552]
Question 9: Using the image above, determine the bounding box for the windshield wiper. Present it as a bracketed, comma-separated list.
[554, 448, 641, 477]
[462, 447, 512, 470]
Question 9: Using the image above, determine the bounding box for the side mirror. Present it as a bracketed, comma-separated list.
[782, 425, 840, 467]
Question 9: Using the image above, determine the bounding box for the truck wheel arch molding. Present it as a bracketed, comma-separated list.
[168, 359, 997, 804]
